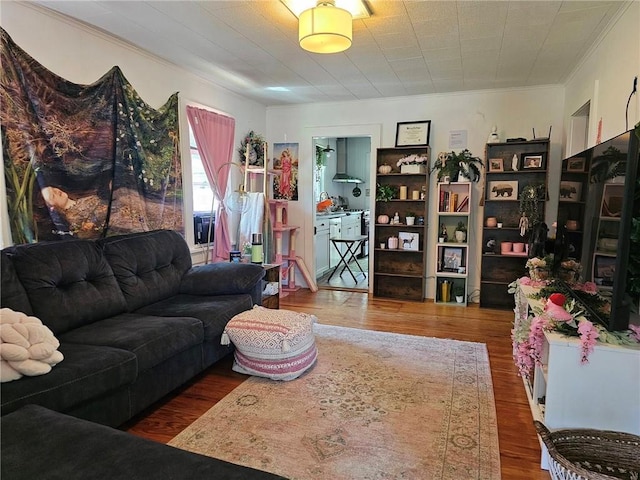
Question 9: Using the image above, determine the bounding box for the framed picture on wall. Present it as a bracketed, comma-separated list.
[442, 246, 463, 271]
[488, 180, 518, 200]
[559, 181, 582, 202]
[566, 157, 586, 172]
[399, 231, 419, 251]
[488, 158, 504, 172]
[395, 120, 431, 147]
[521, 153, 546, 170]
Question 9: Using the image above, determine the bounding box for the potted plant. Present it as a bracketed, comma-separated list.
[396, 153, 428, 174]
[431, 149, 483, 183]
[376, 184, 396, 202]
[454, 221, 467, 243]
[453, 285, 465, 303]
[519, 183, 546, 234]
[405, 211, 416, 225]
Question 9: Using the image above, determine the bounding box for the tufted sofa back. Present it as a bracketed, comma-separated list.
[2, 240, 128, 335]
[98, 230, 192, 312]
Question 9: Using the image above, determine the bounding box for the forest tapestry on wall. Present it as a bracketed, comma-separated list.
[0, 28, 182, 244]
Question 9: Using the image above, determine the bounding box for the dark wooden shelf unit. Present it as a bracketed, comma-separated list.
[480, 139, 550, 309]
[373, 147, 430, 301]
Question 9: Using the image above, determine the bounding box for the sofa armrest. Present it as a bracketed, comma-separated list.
[180, 263, 265, 299]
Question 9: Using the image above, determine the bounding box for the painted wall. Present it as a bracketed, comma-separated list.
[564, 1, 640, 152]
[0, 2, 267, 257]
[267, 86, 566, 299]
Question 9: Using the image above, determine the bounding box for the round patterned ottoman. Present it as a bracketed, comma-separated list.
[221, 306, 317, 381]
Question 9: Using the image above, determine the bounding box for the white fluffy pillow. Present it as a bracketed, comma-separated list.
[0, 308, 64, 382]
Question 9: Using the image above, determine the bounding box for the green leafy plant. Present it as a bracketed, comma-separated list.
[431, 149, 483, 182]
[376, 184, 396, 202]
[453, 285, 465, 297]
[456, 221, 467, 232]
[405, 211, 416, 218]
[315, 145, 327, 169]
[519, 183, 546, 227]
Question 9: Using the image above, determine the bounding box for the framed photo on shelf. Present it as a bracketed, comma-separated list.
[521, 153, 546, 170]
[593, 255, 616, 286]
[488, 158, 504, 172]
[566, 157, 586, 172]
[488, 180, 518, 200]
[395, 120, 431, 147]
[442, 247, 463, 271]
[399, 232, 419, 251]
[559, 181, 582, 202]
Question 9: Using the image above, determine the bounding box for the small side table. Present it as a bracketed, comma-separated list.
[328, 235, 368, 284]
[262, 264, 280, 309]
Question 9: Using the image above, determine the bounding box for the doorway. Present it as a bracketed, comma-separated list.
[301, 124, 382, 293]
[314, 136, 370, 292]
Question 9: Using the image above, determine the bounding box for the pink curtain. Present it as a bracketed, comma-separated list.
[186, 106, 235, 262]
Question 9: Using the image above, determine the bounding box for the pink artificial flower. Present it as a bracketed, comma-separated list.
[519, 276, 532, 286]
[577, 320, 599, 364]
[629, 324, 640, 342]
[528, 316, 548, 366]
[582, 282, 598, 294]
[514, 341, 535, 378]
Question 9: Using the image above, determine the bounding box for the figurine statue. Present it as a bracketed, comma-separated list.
[519, 213, 529, 237]
[512, 154, 519, 171]
[487, 125, 500, 143]
[393, 212, 400, 224]
[441, 224, 448, 242]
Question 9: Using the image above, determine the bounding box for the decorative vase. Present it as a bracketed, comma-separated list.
[566, 220, 579, 231]
[377, 215, 389, 224]
[440, 280, 451, 303]
[558, 268, 578, 284]
[378, 164, 392, 174]
[455, 295, 464, 303]
[388, 236, 398, 249]
[530, 267, 550, 281]
[400, 164, 426, 174]
[486, 217, 497, 228]
[454, 230, 466, 243]
[406, 216, 415, 226]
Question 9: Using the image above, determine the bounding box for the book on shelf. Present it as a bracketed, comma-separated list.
[456, 195, 469, 212]
[449, 193, 458, 212]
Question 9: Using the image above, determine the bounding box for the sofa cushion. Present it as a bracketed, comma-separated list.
[2, 240, 127, 334]
[0, 343, 136, 416]
[136, 294, 253, 342]
[99, 229, 192, 311]
[59, 313, 203, 372]
[180, 263, 265, 296]
[0, 252, 33, 315]
[1, 405, 288, 480]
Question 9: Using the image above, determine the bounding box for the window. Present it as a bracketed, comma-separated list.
[190, 125, 218, 214]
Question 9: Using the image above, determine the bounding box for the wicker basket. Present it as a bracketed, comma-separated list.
[534, 421, 640, 480]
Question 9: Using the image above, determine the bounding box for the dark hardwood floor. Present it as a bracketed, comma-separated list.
[123, 289, 550, 479]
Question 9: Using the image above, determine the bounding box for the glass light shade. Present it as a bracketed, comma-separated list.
[225, 187, 250, 214]
[299, 3, 352, 54]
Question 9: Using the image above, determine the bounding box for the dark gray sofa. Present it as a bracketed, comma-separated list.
[1, 229, 265, 427]
[2, 404, 286, 480]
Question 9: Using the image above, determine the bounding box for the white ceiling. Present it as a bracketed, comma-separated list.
[34, 1, 626, 106]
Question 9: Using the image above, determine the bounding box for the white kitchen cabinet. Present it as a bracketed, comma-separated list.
[315, 219, 331, 277]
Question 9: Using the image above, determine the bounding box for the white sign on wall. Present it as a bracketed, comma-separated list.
[449, 130, 468, 149]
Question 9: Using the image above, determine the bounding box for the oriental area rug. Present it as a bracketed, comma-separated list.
[169, 324, 501, 479]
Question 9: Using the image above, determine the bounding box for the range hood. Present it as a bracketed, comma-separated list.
[332, 138, 363, 184]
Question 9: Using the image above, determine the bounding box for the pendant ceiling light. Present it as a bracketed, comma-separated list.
[299, 0, 352, 54]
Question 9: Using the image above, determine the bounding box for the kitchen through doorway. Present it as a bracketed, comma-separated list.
[313, 136, 371, 292]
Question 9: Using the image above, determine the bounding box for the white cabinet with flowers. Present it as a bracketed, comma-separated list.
[434, 181, 472, 305]
[512, 282, 640, 467]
